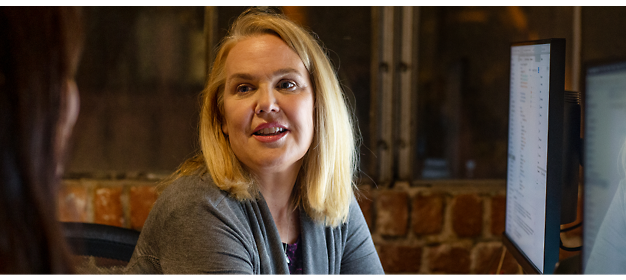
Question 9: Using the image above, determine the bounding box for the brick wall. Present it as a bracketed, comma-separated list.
[58, 176, 581, 274]
[59, 174, 162, 231]
[357, 180, 520, 274]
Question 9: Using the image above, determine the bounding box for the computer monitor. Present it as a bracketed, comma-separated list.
[503, 38, 566, 274]
[582, 60, 626, 274]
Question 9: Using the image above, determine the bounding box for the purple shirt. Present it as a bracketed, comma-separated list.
[284, 236, 303, 274]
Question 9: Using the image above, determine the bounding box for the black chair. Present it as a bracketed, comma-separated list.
[62, 222, 140, 264]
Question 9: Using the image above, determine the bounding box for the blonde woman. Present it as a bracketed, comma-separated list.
[125, 8, 383, 274]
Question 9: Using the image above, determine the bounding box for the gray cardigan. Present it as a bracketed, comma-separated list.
[124, 174, 384, 274]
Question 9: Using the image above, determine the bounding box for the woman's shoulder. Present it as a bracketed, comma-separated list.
[156, 173, 239, 212]
[144, 173, 255, 234]
[347, 195, 363, 222]
[129, 173, 259, 274]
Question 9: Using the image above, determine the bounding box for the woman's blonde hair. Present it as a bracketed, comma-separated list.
[165, 8, 358, 227]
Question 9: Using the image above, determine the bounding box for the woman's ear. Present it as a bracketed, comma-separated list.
[67, 80, 80, 127]
[61, 79, 80, 142]
[222, 121, 229, 135]
[55, 79, 80, 176]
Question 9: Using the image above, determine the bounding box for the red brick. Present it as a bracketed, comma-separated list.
[491, 195, 506, 235]
[58, 182, 88, 222]
[428, 245, 471, 274]
[377, 244, 422, 274]
[94, 186, 124, 227]
[412, 194, 443, 235]
[130, 185, 158, 230]
[473, 243, 519, 274]
[452, 194, 483, 237]
[376, 191, 409, 236]
[356, 189, 374, 231]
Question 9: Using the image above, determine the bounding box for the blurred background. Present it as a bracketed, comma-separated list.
[60, 7, 625, 274]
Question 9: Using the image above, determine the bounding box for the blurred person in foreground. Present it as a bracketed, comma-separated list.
[0, 7, 83, 273]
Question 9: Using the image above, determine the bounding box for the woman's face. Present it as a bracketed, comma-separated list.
[221, 34, 314, 176]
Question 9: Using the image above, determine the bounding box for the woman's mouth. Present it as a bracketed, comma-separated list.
[252, 125, 288, 143]
[253, 127, 286, 136]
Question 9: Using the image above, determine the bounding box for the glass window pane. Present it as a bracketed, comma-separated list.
[69, 7, 205, 174]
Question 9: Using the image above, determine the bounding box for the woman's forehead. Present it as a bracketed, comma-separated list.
[224, 34, 307, 80]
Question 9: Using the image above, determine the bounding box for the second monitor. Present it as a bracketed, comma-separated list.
[503, 38, 566, 274]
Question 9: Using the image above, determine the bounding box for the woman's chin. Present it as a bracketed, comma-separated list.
[244, 156, 304, 176]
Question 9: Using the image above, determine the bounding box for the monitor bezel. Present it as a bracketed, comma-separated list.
[503, 38, 566, 274]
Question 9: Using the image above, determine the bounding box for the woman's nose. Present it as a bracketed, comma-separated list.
[255, 86, 280, 115]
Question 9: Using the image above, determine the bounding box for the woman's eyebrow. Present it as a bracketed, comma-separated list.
[227, 68, 303, 82]
[227, 73, 255, 81]
[273, 68, 301, 76]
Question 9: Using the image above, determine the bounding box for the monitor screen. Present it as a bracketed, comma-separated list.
[503, 38, 565, 274]
[583, 60, 626, 274]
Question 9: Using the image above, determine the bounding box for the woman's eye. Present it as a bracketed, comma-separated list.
[236, 85, 253, 93]
[278, 81, 296, 90]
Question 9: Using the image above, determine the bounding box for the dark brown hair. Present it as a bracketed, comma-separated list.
[0, 7, 83, 273]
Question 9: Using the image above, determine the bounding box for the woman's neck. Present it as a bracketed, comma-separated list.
[253, 160, 302, 244]
[255, 159, 301, 210]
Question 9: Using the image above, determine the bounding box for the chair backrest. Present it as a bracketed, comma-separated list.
[62, 222, 140, 263]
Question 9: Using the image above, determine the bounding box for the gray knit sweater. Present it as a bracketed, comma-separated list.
[124, 174, 384, 274]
